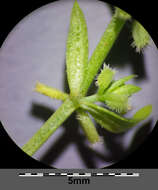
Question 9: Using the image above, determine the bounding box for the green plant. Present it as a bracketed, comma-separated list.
[22, 0, 151, 156]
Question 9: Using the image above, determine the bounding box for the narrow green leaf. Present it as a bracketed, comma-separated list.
[22, 98, 76, 156]
[35, 82, 69, 101]
[66, 0, 88, 97]
[132, 20, 150, 52]
[133, 105, 152, 122]
[107, 74, 137, 92]
[97, 64, 115, 94]
[113, 84, 141, 97]
[80, 101, 152, 133]
[80, 101, 134, 133]
[77, 109, 100, 143]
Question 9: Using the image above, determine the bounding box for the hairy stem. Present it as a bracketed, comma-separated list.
[22, 98, 76, 156]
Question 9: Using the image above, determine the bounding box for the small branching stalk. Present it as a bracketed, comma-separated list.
[22, 1, 152, 156]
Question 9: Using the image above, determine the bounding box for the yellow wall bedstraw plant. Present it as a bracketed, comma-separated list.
[22, 0, 152, 156]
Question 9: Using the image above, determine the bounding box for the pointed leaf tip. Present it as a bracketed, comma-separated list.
[133, 105, 152, 122]
[73, 0, 79, 8]
[115, 7, 131, 20]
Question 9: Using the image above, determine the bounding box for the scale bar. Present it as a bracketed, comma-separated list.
[19, 173, 43, 177]
[19, 172, 139, 177]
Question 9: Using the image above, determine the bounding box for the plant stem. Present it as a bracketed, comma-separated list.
[81, 13, 129, 96]
[22, 98, 76, 156]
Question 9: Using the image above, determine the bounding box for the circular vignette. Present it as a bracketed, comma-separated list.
[0, 0, 157, 169]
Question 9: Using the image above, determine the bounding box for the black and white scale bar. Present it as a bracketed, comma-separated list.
[19, 173, 43, 177]
[19, 172, 139, 177]
[114, 173, 139, 177]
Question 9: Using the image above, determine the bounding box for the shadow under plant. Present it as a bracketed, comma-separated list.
[30, 102, 152, 168]
[106, 22, 147, 81]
